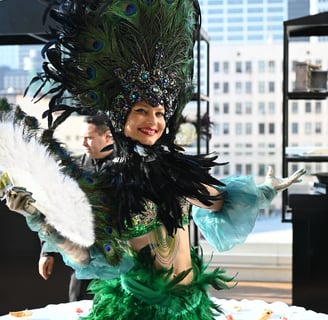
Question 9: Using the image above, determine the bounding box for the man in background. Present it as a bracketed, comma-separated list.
[38, 114, 114, 301]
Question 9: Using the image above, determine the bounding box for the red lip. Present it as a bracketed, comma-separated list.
[139, 127, 157, 136]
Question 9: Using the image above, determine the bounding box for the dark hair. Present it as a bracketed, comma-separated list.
[84, 114, 110, 135]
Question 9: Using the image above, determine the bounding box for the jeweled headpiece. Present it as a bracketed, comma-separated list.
[110, 45, 180, 131]
[29, 0, 200, 134]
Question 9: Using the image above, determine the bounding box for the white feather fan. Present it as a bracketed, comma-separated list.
[0, 121, 94, 247]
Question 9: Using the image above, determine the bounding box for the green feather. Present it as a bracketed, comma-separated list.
[81, 246, 232, 320]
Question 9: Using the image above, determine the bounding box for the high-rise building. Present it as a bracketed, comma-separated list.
[199, 0, 287, 44]
[198, 0, 316, 45]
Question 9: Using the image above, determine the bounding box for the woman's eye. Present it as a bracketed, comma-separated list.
[135, 108, 146, 114]
[156, 112, 165, 117]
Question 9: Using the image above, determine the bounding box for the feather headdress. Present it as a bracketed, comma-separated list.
[29, 0, 201, 134]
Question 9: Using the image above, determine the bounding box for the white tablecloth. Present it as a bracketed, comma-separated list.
[1, 298, 328, 320]
[0, 300, 92, 320]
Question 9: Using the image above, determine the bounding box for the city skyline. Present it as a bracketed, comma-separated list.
[0, 0, 322, 70]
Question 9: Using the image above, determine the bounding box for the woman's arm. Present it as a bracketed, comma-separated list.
[192, 167, 306, 252]
[190, 166, 306, 211]
[188, 184, 224, 211]
[5, 186, 135, 280]
[5, 187, 90, 265]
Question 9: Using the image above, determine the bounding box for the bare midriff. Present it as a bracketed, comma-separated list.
[128, 225, 193, 284]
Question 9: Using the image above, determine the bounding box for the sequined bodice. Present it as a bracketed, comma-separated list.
[96, 197, 191, 265]
[121, 198, 190, 239]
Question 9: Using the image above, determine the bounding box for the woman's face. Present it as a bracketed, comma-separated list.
[124, 101, 166, 145]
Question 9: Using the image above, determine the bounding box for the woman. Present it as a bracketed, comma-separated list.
[2, 1, 305, 319]
[5, 99, 304, 320]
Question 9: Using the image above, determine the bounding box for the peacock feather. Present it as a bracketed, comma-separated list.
[27, 0, 201, 135]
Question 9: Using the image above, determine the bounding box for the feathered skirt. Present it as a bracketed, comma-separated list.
[80, 246, 234, 320]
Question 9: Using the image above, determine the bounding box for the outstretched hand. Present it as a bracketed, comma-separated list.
[265, 166, 306, 192]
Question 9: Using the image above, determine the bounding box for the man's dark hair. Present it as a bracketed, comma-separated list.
[84, 114, 110, 135]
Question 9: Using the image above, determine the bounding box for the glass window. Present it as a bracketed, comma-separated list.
[223, 82, 229, 93]
[235, 123, 242, 135]
[248, 7, 263, 13]
[291, 122, 298, 134]
[248, 16, 263, 22]
[235, 81, 242, 94]
[236, 61, 242, 73]
[268, 60, 275, 72]
[258, 164, 266, 176]
[228, 17, 243, 23]
[258, 60, 265, 73]
[258, 81, 265, 93]
[223, 61, 229, 73]
[268, 81, 275, 93]
[245, 122, 252, 134]
[214, 102, 220, 114]
[208, 0, 224, 4]
[315, 122, 322, 134]
[213, 123, 220, 135]
[305, 102, 311, 113]
[235, 102, 242, 114]
[223, 103, 229, 114]
[245, 81, 252, 94]
[248, 25, 263, 32]
[259, 123, 265, 134]
[213, 166, 220, 176]
[245, 61, 252, 73]
[304, 122, 312, 135]
[213, 82, 220, 92]
[268, 7, 283, 13]
[245, 164, 252, 175]
[208, 9, 224, 14]
[214, 62, 220, 73]
[228, 26, 243, 32]
[291, 102, 298, 114]
[228, 35, 244, 41]
[235, 164, 242, 175]
[269, 123, 275, 134]
[258, 102, 265, 114]
[268, 102, 275, 114]
[223, 123, 229, 134]
[230, 0, 243, 3]
[245, 102, 252, 114]
[315, 102, 322, 113]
